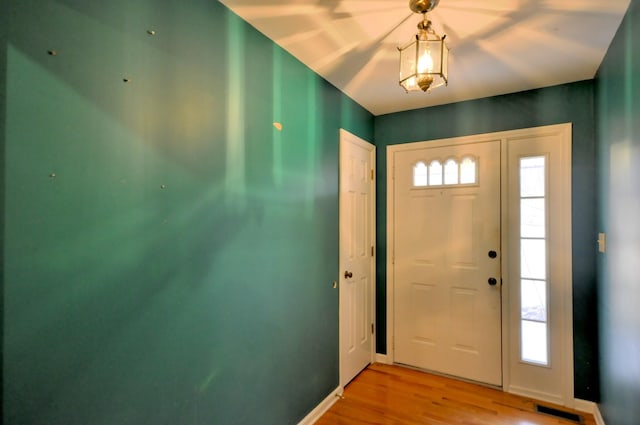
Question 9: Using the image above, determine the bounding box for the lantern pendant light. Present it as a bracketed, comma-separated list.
[398, 0, 449, 93]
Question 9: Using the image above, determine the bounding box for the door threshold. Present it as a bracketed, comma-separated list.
[391, 361, 503, 391]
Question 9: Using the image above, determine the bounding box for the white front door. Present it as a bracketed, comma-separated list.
[392, 140, 502, 386]
[339, 129, 375, 388]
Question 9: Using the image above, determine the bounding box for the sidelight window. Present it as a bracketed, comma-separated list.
[519, 156, 549, 366]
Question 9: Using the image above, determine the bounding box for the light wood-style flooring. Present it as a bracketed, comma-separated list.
[316, 363, 596, 425]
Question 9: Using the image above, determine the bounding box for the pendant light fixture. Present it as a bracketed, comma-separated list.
[398, 0, 449, 93]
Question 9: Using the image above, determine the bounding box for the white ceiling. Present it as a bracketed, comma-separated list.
[219, 0, 630, 116]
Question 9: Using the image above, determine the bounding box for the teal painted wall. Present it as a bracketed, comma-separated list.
[1, 0, 8, 400]
[2, 0, 373, 424]
[374, 80, 599, 401]
[595, 0, 640, 423]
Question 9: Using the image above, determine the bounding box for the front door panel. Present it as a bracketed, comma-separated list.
[393, 140, 502, 386]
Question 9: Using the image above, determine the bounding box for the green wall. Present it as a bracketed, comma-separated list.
[595, 0, 640, 423]
[374, 80, 599, 401]
[1, 1, 373, 424]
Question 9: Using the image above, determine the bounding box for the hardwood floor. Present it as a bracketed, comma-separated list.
[316, 363, 596, 425]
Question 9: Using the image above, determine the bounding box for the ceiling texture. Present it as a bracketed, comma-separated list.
[219, 0, 631, 116]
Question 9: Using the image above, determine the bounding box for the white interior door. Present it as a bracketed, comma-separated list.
[339, 129, 375, 388]
[392, 140, 502, 386]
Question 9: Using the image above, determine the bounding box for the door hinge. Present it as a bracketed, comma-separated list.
[371, 169, 374, 181]
[371, 323, 375, 334]
[371, 246, 374, 257]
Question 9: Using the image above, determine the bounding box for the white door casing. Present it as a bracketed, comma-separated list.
[339, 129, 375, 388]
[392, 140, 502, 386]
[386, 123, 574, 406]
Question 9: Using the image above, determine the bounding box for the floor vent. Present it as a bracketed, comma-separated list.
[535, 404, 582, 423]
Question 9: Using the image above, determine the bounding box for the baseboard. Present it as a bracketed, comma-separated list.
[508, 385, 565, 407]
[297, 386, 342, 425]
[375, 353, 391, 364]
[573, 398, 596, 413]
[572, 399, 605, 425]
[593, 404, 606, 425]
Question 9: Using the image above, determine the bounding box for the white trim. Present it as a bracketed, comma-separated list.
[297, 386, 342, 425]
[594, 404, 606, 425]
[385, 145, 395, 362]
[386, 124, 573, 402]
[500, 138, 511, 390]
[508, 385, 564, 406]
[573, 399, 606, 425]
[573, 398, 597, 413]
[562, 125, 575, 406]
[375, 353, 391, 364]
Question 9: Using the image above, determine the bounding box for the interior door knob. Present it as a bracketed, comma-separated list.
[488, 277, 497, 286]
[488, 250, 497, 259]
[344, 271, 353, 279]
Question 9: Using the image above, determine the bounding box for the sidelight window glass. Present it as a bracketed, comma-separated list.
[519, 155, 549, 366]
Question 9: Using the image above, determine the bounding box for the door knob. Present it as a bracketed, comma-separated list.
[344, 271, 353, 279]
[488, 250, 497, 259]
[488, 277, 497, 286]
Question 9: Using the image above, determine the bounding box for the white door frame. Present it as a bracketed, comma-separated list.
[339, 129, 376, 389]
[386, 123, 574, 406]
